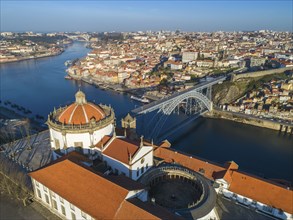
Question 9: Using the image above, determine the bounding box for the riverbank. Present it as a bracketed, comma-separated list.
[68, 75, 161, 101]
[0, 50, 64, 64]
[205, 109, 293, 134]
[0, 106, 46, 132]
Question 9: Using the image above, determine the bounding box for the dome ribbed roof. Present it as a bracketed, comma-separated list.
[58, 91, 105, 125]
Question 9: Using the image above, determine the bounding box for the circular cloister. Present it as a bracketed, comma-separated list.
[139, 164, 217, 219]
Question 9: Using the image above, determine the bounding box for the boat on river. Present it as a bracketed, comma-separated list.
[130, 95, 150, 103]
[64, 60, 72, 67]
[64, 75, 73, 80]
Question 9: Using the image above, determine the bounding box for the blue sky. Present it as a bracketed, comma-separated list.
[1, 1, 292, 32]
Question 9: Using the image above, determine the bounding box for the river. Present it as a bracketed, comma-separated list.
[0, 42, 292, 183]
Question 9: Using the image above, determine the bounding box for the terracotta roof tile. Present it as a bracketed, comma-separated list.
[58, 102, 105, 125]
[103, 138, 140, 165]
[115, 198, 183, 220]
[95, 135, 111, 149]
[229, 170, 293, 214]
[154, 147, 226, 180]
[29, 154, 143, 219]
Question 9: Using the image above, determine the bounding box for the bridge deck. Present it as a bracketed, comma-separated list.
[132, 76, 226, 115]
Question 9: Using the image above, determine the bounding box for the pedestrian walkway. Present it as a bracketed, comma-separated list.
[30, 200, 61, 220]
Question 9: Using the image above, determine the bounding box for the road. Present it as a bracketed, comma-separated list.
[0, 192, 45, 220]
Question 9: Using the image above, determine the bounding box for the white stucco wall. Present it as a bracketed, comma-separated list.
[131, 147, 153, 181]
[101, 145, 153, 181]
[32, 178, 93, 220]
[49, 123, 113, 151]
[102, 154, 130, 176]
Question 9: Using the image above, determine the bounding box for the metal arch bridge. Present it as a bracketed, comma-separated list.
[132, 75, 226, 115]
[131, 75, 226, 142]
[64, 34, 90, 42]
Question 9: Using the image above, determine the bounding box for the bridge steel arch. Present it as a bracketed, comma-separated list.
[160, 90, 213, 115]
[147, 90, 212, 141]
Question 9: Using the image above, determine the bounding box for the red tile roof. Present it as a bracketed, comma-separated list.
[29, 154, 143, 219]
[29, 152, 181, 219]
[154, 147, 226, 180]
[58, 102, 105, 125]
[95, 135, 111, 149]
[115, 198, 183, 220]
[228, 170, 293, 214]
[155, 147, 293, 214]
[103, 138, 140, 165]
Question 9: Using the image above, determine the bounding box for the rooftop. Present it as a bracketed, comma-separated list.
[102, 137, 140, 165]
[29, 152, 180, 219]
[29, 153, 144, 219]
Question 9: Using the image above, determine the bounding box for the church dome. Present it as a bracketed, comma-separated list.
[58, 91, 106, 125]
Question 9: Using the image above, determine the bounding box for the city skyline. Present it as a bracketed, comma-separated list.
[1, 0, 292, 32]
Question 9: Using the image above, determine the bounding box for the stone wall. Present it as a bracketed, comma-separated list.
[231, 67, 293, 81]
[205, 109, 293, 134]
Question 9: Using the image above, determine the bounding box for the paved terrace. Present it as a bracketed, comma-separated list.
[1, 130, 52, 171]
[132, 75, 226, 115]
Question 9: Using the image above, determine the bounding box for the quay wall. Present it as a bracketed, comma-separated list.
[232, 66, 293, 81]
[0, 51, 63, 64]
[205, 109, 293, 134]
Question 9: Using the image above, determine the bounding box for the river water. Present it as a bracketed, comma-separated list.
[0, 42, 292, 183]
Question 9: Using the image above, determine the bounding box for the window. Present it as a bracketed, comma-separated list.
[71, 212, 76, 220]
[136, 168, 139, 177]
[70, 203, 75, 211]
[51, 191, 56, 198]
[43, 185, 48, 192]
[52, 200, 58, 210]
[60, 197, 64, 204]
[81, 211, 87, 219]
[61, 205, 66, 216]
[114, 169, 119, 174]
[45, 194, 50, 204]
[146, 163, 148, 170]
[141, 166, 144, 174]
[35, 181, 39, 187]
[37, 189, 41, 199]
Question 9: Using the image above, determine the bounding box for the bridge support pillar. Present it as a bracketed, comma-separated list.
[207, 86, 212, 100]
[210, 103, 213, 111]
